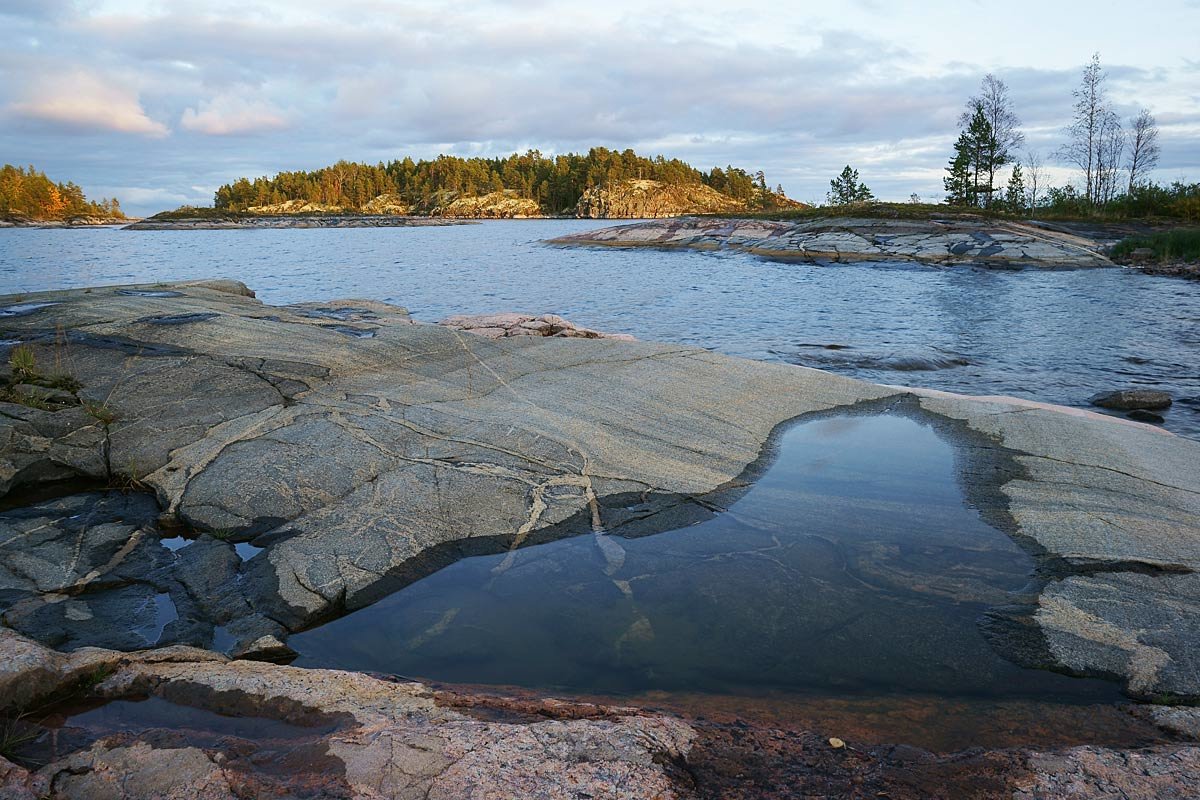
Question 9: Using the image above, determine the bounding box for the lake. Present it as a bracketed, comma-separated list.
[2, 220, 1197, 437]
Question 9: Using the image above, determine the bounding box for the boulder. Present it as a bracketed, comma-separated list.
[439, 311, 636, 340]
[1090, 389, 1173, 410]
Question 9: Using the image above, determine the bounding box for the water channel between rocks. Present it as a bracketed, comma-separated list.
[287, 411, 1153, 751]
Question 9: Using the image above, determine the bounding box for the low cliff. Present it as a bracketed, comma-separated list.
[573, 179, 740, 218]
[413, 189, 543, 218]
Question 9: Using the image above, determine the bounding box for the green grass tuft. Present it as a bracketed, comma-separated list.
[8, 346, 37, 381]
[1112, 229, 1200, 263]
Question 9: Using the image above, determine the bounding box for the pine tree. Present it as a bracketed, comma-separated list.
[944, 103, 999, 207]
[827, 165, 873, 205]
[1005, 164, 1026, 214]
[944, 134, 974, 206]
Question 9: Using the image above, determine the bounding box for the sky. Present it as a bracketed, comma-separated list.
[2, 0, 1198, 215]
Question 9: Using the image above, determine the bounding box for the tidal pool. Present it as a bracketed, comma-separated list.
[292, 412, 1116, 707]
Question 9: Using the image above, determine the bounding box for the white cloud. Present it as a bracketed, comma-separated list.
[180, 91, 290, 136]
[8, 69, 168, 136]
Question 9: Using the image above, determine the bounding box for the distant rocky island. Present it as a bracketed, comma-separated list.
[131, 148, 802, 227]
[0, 165, 127, 227]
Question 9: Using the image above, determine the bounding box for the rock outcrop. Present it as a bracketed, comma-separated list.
[411, 189, 543, 218]
[1090, 389, 1174, 410]
[246, 199, 345, 214]
[4, 627, 1200, 799]
[360, 192, 411, 215]
[0, 280, 1197, 707]
[126, 215, 473, 230]
[549, 216, 1115, 269]
[0, 629, 694, 799]
[439, 312, 636, 340]
[575, 179, 746, 218]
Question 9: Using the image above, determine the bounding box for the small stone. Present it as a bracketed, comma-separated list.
[829, 737, 846, 749]
[1126, 409, 1165, 424]
[231, 634, 297, 663]
[1089, 389, 1173, 410]
[12, 383, 77, 405]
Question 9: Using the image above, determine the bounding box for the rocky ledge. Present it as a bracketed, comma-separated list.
[439, 311, 636, 340]
[548, 216, 1115, 268]
[0, 216, 130, 228]
[124, 215, 477, 230]
[1, 281, 1199, 796]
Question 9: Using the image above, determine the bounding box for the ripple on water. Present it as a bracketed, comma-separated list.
[2, 221, 1197, 438]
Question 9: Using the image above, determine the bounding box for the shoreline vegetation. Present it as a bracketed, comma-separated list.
[201, 147, 799, 218]
[0, 165, 126, 226]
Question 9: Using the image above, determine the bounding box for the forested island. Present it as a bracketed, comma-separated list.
[170, 147, 800, 220]
[0, 165, 126, 225]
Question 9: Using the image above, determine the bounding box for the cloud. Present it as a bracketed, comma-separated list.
[1, 0, 1196, 214]
[8, 69, 168, 136]
[180, 91, 290, 136]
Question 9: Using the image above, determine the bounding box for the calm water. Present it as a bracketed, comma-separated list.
[1, 221, 1198, 437]
[292, 413, 1117, 709]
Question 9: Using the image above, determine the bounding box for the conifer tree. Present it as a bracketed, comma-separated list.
[1005, 164, 1026, 214]
[827, 165, 874, 205]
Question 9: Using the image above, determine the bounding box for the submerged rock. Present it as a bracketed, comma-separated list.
[1090, 388, 1173, 410]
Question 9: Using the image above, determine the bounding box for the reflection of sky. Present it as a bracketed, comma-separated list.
[2, 1, 1197, 214]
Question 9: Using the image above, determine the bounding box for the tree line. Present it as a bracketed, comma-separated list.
[213, 148, 785, 213]
[828, 55, 1198, 221]
[0, 165, 124, 220]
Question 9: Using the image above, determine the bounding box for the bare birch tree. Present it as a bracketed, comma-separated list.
[1095, 110, 1125, 204]
[1024, 150, 1046, 215]
[1127, 108, 1161, 191]
[1061, 53, 1108, 204]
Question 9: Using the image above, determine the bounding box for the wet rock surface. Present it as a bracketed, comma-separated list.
[0, 631, 694, 800]
[548, 216, 1115, 269]
[0, 280, 1196, 699]
[3, 630, 1199, 800]
[1, 279, 1199, 795]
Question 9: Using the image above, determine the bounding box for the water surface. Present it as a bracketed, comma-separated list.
[292, 413, 1113, 707]
[2, 221, 1197, 436]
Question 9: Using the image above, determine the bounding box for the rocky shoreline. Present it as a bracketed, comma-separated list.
[549, 216, 1116, 269]
[0, 216, 132, 229]
[124, 214, 478, 230]
[2, 280, 1199, 797]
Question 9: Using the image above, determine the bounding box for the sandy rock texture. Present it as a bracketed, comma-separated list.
[549, 216, 1115, 268]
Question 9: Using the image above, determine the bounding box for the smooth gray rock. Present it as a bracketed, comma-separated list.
[0, 280, 1198, 702]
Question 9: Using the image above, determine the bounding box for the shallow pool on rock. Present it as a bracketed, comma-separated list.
[292, 412, 1117, 708]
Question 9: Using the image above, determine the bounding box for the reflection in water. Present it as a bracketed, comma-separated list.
[292, 414, 1112, 707]
[2, 221, 1197, 437]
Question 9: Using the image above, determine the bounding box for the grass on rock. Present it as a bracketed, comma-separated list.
[1112, 229, 1200, 263]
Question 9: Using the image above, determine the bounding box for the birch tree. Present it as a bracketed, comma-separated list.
[1127, 108, 1161, 192]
